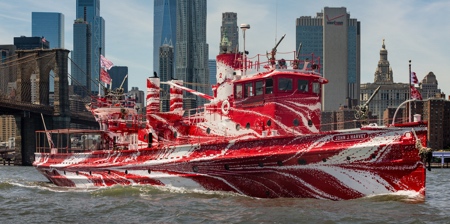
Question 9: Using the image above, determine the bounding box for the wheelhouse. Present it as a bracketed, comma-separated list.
[233, 71, 322, 105]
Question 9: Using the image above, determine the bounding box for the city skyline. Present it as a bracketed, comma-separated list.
[0, 0, 449, 96]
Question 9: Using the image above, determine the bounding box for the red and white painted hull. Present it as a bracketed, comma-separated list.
[34, 125, 426, 200]
[34, 42, 428, 200]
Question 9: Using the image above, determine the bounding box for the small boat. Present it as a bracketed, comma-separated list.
[33, 32, 431, 200]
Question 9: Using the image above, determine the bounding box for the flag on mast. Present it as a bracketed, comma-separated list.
[100, 55, 114, 70]
[410, 72, 419, 84]
[100, 69, 112, 85]
[410, 85, 423, 100]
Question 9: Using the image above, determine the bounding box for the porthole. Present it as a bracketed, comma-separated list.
[297, 159, 307, 165]
[293, 119, 299, 127]
[76, 171, 79, 175]
[246, 123, 250, 129]
[308, 120, 313, 127]
[125, 170, 128, 174]
[236, 124, 240, 131]
[108, 170, 111, 174]
[174, 132, 178, 138]
[148, 169, 152, 174]
[277, 161, 283, 166]
[206, 128, 211, 134]
[346, 156, 351, 161]
[192, 166, 199, 173]
[258, 162, 264, 167]
[224, 164, 230, 170]
[322, 158, 327, 162]
[63, 171, 66, 175]
[89, 171, 92, 176]
[371, 154, 376, 159]
[267, 120, 272, 126]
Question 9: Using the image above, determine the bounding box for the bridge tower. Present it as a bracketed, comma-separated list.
[13, 49, 71, 165]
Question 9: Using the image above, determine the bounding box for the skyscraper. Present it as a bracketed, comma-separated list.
[176, 0, 209, 109]
[296, 7, 360, 111]
[73, 0, 105, 94]
[31, 12, 64, 49]
[220, 12, 238, 53]
[108, 66, 128, 93]
[72, 19, 91, 97]
[159, 42, 174, 112]
[208, 59, 216, 95]
[153, 0, 176, 75]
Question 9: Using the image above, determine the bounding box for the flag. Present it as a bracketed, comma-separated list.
[100, 55, 114, 70]
[410, 72, 419, 84]
[100, 69, 112, 84]
[41, 37, 46, 43]
[410, 85, 422, 100]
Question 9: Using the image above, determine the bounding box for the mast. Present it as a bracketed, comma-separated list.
[409, 60, 411, 122]
[240, 24, 250, 75]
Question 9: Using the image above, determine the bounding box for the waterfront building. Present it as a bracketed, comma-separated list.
[175, 0, 209, 110]
[31, 12, 64, 49]
[108, 66, 128, 93]
[360, 40, 410, 125]
[159, 42, 174, 112]
[73, 0, 105, 94]
[296, 7, 360, 111]
[0, 115, 15, 142]
[422, 98, 450, 150]
[128, 87, 145, 114]
[153, 0, 176, 76]
[420, 72, 441, 99]
[13, 36, 49, 50]
[220, 12, 238, 53]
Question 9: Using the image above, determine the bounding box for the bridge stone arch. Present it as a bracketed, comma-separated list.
[16, 49, 70, 116]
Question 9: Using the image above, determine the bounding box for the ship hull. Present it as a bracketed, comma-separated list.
[33, 127, 426, 200]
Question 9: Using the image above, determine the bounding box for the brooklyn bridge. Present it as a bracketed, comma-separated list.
[0, 48, 98, 165]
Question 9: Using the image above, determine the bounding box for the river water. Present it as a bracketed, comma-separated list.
[0, 165, 449, 224]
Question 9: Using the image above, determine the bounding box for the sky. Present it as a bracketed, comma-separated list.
[1, 0, 450, 96]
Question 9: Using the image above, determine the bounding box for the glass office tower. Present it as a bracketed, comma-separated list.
[73, 0, 105, 94]
[154, 0, 177, 76]
[32, 12, 64, 49]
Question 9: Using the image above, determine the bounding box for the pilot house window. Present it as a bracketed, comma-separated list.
[265, 79, 273, 94]
[297, 80, 308, 92]
[278, 78, 293, 92]
[236, 84, 243, 99]
[255, 81, 263, 96]
[313, 82, 320, 94]
[245, 83, 253, 97]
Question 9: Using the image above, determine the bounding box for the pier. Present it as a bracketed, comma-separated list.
[0, 147, 15, 165]
[432, 151, 450, 168]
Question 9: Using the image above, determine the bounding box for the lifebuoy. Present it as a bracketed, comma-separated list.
[221, 100, 230, 115]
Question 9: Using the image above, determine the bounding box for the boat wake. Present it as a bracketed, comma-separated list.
[363, 190, 425, 203]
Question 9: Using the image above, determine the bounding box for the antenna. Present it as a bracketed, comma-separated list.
[240, 24, 250, 75]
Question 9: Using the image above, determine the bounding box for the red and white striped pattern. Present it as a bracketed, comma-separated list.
[146, 77, 160, 114]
